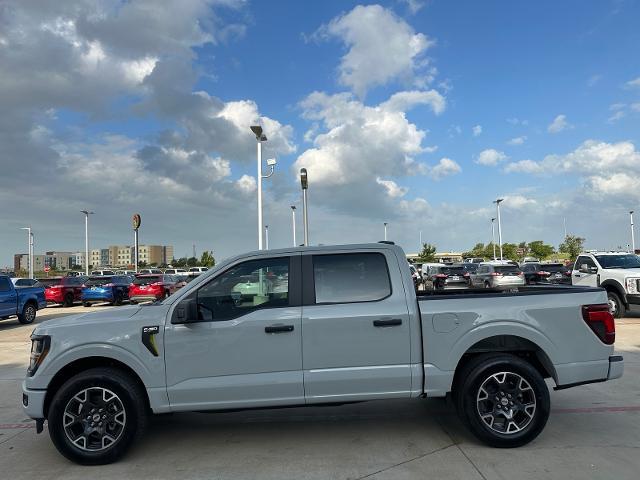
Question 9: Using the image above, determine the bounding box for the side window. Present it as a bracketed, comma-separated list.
[576, 256, 596, 270]
[0, 277, 11, 292]
[196, 257, 289, 321]
[313, 253, 391, 304]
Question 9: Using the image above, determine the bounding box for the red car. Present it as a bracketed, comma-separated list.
[129, 274, 181, 303]
[40, 276, 88, 307]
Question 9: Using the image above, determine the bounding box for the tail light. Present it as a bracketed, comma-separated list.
[104, 283, 114, 287]
[536, 271, 550, 276]
[463, 273, 470, 278]
[491, 272, 503, 276]
[564, 271, 572, 277]
[517, 271, 524, 277]
[435, 274, 448, 279]
[582, 304, 615, 345]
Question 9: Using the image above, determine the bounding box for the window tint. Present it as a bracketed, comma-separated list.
[495, 265, 520, 274]
[86, 276, 112, 286]
[595, 254, 640, 269]
[0, 277, 11, 292]
[541, 264, 566, 273]
[313, 253, 391, 304]
[575, 256, 596, 270]
[134, 275, 161, 285]
[442, 266, 465, 275]
[196, 257, 289, 321]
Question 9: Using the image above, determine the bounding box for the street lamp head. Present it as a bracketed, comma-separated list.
[491, 217, 496, 222]
[266, 158, 277, 166]
[300, 168, 308, 189]
[250, 125, 267, 142]
[81, 210, 94, 215]
[291, 205, 296, 211]
[494, 198, 504, 205]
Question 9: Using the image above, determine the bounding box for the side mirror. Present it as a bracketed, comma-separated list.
[171, 297, 199, 324]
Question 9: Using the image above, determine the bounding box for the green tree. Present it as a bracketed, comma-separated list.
[559, 235, 585, 261]
[463, 243, 486, 258]
[527, 240, 555, 259]
[200, 251, 216, 267]
[186, 256, 198, 267]
[137, 260, 148, 268]
[501, 243, 519, 261]
[418, 243, 437, 263]
[174, 257, 188, 268]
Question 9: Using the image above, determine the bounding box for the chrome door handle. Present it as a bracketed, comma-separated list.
[265, 324, 294, 334]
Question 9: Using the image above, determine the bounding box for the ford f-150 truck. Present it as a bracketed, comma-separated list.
[22, 243, 623, 465]
[0, 275, 46, 324]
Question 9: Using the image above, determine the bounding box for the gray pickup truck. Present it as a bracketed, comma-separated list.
[22, 243, 623, 464]
[0, 275, 46, 324]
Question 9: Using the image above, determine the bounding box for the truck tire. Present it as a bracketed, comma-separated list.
[607, 291, 624, 319]
[63, 293, 74, 308]
[47, 367, 148, 465]
[455, 354, 550, 448]
[17, 303, 37, 324]
[113, 292, 123, 306]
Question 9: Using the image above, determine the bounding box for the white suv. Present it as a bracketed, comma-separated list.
[572, 252, 640, 318]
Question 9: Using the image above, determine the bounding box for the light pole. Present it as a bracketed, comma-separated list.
[384, 222, 388, 241]
[491, 218, 497, 260]
[20, 227, 32, 279]
[300, 168, 309, 246]
[265, 225, 269, 250]
[291, 206, 297, 247]
[494, 198, 504, 260]
[81, 210, 94, 276]
[631, 211, 636, 253]
[250, 126, 276, 250]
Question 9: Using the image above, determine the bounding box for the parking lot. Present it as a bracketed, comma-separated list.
[0, 306, 637, 479]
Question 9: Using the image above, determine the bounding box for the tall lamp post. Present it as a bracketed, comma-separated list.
[250, 126, 276, 250]
[494, 198, 504, 260]
[265, 225, 270, 250]
[300, 168, 309, 246]
[631, 210, 636, 253]
[384, 222, 388, 241]
[491, 218, 497, 260]
[20, 227, 33, 279]
[81, 210, 94, 276]
[291, 206, 297, 247]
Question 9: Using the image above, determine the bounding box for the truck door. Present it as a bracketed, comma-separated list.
[0, 277, 17, 317]
[164, 254, 304, 410]
[572, 255, 599, 287]
[301, 251, 412, 402]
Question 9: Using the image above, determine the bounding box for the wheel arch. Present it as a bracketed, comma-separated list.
[43, 356, 150, 418]
[452, 334, 557, 395]
[600, 280, 627, 306]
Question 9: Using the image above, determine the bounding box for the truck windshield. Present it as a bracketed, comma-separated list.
[595, 255, 640, 269]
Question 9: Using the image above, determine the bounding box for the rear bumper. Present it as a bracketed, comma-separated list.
[554, 355, 624, 390]
[130, 294, 160, 302]
[607, 355, 624, 380]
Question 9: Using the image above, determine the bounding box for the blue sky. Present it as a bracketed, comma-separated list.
[1, 0, 640, 266]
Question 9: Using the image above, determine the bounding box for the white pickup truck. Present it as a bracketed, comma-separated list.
[23, 243, 623, 464]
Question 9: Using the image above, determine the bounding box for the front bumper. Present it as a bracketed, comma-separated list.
[22, 381, 46, 419]
[626, 294, 640, 305]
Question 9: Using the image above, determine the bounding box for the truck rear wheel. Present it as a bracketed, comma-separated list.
[47, 367, 148, 465]
[17, 303, 37, 324]
[455, 354, 549, 448]
[63, 293, 74, 307]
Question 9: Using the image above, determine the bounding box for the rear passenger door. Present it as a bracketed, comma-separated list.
[301, 250, 412, 403]
[0, 277, 17, 317]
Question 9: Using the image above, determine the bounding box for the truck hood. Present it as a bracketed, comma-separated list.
[34, 305, 143, 333]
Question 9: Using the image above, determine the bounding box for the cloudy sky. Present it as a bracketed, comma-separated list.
[1, 0, 640, 267]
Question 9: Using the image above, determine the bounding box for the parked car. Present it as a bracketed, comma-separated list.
[0, 275, 46, 324]
[471, 263, 525, 290]
[91, 270, 115, 276]
[521, 263, 571, 285]
[187, 266, 209, 277]
[422, 264, 469, 291]
[409, 264, 420, 289]
[164, 268, 187, 276]
[40, 276, 88, 307]
[65, 271, 84, 277]
[129, 274, 180, 303]
[138, 268, 163, 275]
[521, 257, 541, 264]
[115, 270, 136, 275]
[81, 275, 134, 306]
[572, 251, 640, 318]
[463, 257, 485, 264]
[22, 243, 624, 464]
[11, 278, 41, 287]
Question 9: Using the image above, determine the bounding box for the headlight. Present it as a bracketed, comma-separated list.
[626, 278, 639, 294]
[28, 335, 50, 376]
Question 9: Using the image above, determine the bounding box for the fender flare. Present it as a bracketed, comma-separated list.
[600, 279, 627, 306]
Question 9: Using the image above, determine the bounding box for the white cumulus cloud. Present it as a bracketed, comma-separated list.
[507, 136, 527, 146]
[376, 177, 409, 198]
[472, 125, 482, 137]
[547, 114, 572, 134]
[429, 157, 462, 180]
[476, 149, 508, 166]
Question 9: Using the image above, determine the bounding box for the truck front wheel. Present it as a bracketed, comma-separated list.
[17, 303, 37, 324]
[607, 291, 624, 319]
[47, 367, 148, 465]
[456, 354, 550, 448]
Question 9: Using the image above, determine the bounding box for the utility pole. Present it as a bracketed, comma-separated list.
[631, 211, 636, 253]
[494, 198, 504, 260]
[300, 168, 309, 246]
[384, 222, 388, 241]
[291, 206, 297, 246]
[265, 225, 269, 250]
[491, 218, 497, 260]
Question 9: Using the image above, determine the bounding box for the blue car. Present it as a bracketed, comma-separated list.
[81, 275, 133, 307]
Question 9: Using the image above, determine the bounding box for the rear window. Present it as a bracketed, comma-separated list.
[442, 266, 465, 275]
[86, 276, 113, 286]
[39, 278, 62, 287]
[134, 275, 160, 285]
[541, 264, 566, 273]
[313, 253, 391, 304]
[494, 265, 520, 274]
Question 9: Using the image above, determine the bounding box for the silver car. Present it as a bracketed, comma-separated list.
[471, 262, 525, 289]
